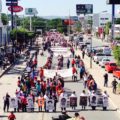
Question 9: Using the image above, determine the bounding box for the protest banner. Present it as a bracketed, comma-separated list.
[46, 99, 54, 112]
[79, 96, 87, 106]
[27, 97, 34, 108]
[10, 97, 18, 109]
[70, 97, 77, 107]
[103, 96, 109, 107]
[97, 95, 103, 107]
[38, 98, 44, 107]
[44, 68, 73, 78]
[60, 97, 67, 108]
[90, 95, 97, 106]
[51, 47, 69, 52]
[67, 99, 70, 108]
[53, 51, 71, 57]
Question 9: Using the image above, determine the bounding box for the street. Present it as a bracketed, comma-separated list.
[0, 36, 120, 120]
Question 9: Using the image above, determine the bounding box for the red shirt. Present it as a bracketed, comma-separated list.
[72, 59, 75, 65]
[8, 114, 16, 120]
[72, 67, 77, 74]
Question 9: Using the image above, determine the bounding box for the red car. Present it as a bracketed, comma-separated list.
[105, 62, 117, 73]
[113, 69, 120, 79]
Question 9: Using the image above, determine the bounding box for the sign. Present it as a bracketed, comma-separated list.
[6, 0, 17, 1]
[60, 97, 67, 108]
[10, 97, 18, 108]
[107, 0, 120, 4]
[25, 8, 38, 15]
[103, 96, 108, 107]
[97, 95, 103, 107]
[46, 99, 54, 112]
[6, 2, 18, 6]
[79, 96, 87, 106]
[8, 6, 23, 12]
[27, 97, 34, 108]
[70, 97, 77, 107]
[90, 95, 97, 106]
[76, 4, 93, 15]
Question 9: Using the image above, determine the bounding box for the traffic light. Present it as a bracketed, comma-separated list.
[107, 0, 120, 4]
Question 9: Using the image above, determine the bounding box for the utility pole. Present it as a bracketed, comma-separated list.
[30, 16, 32, 31]
[111, 4, 115, 41]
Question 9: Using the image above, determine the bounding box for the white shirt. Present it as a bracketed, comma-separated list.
[70, 93, 76, 97]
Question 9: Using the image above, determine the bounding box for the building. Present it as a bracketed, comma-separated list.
[92, 13, 111, 32]
[0, 13, 9, 47]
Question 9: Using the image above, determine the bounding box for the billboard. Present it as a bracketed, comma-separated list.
[106, 0, 120, 4]
[76, 4, 93, 15]
[25, 8, 38, 15]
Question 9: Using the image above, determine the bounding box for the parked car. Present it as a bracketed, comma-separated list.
[113, 69, 120, 79]
[99, 58, 111, 67]
[93, 53, 105, 64]
[105, 62, 117, 73]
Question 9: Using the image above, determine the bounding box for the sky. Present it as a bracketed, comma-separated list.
[1, 0, 120, 16]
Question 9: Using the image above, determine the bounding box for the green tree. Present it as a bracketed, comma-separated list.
[104, 22, 111, 35]
[1, 13, 8, 25]
[10, 28, 35, 45]
[113, 46, 120, 65]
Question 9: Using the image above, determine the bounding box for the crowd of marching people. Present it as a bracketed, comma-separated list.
[3, 32, 110, 120]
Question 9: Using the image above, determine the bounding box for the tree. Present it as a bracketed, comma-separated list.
[104, 22, 111, 35]
[10, 28, 35, 45]
[1, 13, 8, 25]
[113, 46, 120, 65]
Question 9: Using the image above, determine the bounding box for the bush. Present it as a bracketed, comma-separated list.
[115, 37, 120, 41]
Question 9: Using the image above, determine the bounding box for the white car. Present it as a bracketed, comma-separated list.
[93, 53, 105, 63]
[99, 58, 111, 67]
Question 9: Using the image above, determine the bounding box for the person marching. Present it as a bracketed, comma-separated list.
[8, 112, 16, 120]
[3, 93, 10, 112]
[67, 58, 70, 69]
[103, 73, 108, 87]
[112, 79, 118, 94]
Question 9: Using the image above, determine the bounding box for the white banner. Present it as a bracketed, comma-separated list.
[51, 47, 69, 52]
[44, 68, 73, 78]
[53, 51, 71, 57]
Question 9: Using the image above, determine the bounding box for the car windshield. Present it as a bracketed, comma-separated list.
[96, 54, 105, 56]
[104, 59, 110, 61]
[110, 63, 116, 66]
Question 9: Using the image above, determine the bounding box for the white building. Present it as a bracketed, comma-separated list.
[93, 13, 111, 32]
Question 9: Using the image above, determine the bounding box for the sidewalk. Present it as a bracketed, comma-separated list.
[0, 48, 30, 78]
[75, 48, 120, 111]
